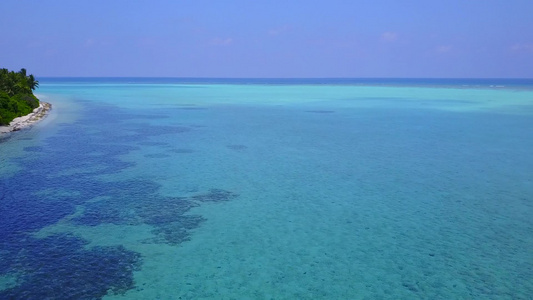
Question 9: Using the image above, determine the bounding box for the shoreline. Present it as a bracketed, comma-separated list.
[0, 102, 52, 134]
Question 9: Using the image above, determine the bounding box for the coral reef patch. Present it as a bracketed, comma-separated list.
[305, 110, 335, 113]
[0, 234, 141, 299]
[0, 101, 238, 298]
[226, 144, 248, 151]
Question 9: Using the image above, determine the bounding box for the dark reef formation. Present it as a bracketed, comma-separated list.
[0, 234, 141, 299]
[0, 101, 237, 298]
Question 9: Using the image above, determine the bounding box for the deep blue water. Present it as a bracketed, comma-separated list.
[1, 79, 532, 299]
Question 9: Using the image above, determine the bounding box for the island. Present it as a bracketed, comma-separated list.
[0, 68, 51, 133]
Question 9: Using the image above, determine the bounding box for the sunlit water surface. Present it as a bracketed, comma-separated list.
[1, 79, 532, 299]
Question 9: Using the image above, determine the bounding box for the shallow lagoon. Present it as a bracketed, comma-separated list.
[1, 79, 532, 299]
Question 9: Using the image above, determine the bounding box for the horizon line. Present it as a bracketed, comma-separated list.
[38, 76, 533, 80]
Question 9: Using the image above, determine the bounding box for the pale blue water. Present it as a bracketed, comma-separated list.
[1, 78, 532, 299]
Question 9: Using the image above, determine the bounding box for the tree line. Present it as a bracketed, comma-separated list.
[0, 68, 40, 126]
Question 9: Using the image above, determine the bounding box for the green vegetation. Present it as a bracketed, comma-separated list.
[0, 68, 40, 126]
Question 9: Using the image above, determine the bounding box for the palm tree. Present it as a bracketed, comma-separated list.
[3, 72, 17, 96]
[27, 74, 39, 91]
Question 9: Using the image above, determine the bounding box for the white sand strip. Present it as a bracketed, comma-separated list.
[0, 102, 52, 134]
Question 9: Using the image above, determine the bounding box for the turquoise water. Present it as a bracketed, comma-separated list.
[1, 79, 532, 299]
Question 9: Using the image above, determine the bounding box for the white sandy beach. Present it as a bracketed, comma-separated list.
[0, 102, 52, 134]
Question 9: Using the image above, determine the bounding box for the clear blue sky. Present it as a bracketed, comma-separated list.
[1, 0, 532, 78]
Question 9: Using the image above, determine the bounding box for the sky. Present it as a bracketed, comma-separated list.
[1, 0, 533, 78]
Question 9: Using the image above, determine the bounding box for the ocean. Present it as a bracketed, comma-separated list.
[1, 78, 532, 299]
